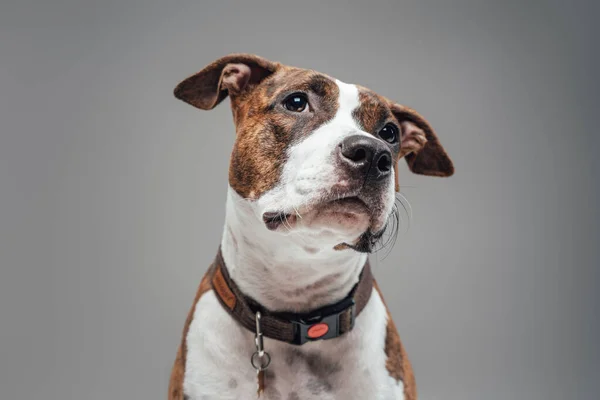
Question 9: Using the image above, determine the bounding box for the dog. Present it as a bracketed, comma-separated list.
[168, 54, 453, 400]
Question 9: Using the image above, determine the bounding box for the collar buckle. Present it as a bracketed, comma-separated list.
[291, 297, 356, 345]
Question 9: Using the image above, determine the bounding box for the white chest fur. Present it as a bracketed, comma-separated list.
[183, 288, 404, 400]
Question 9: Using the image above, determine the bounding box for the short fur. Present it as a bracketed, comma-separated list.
[169, 54, 453, 399]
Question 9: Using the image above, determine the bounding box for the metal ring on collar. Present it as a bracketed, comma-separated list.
[251, 351, 271, 371]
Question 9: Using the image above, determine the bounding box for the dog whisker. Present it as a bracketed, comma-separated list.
[281, 212, 293, 231]
[396, 192, 413, 222]
[368, 192, 413, 259]
[375, 205, 400, 259]
[293, 205, 303, 220]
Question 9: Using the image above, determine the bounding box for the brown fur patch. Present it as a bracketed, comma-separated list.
[168, 265, 215, 400]
[228, 68, 339, 199]
[353, 89, 394, 137]
[373, 280, 417, 400]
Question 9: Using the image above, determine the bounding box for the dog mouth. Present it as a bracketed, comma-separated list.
[262, 212, 297, 231]
[262, 197, 370, 231]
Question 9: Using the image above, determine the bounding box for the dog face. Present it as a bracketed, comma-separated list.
[175, 54, 453, 252]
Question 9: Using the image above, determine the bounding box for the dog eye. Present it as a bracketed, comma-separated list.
[379, 123, 399, 144]
[284, 93, 309, 112]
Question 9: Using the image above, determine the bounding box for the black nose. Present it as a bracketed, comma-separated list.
[339, 135, 392, 180]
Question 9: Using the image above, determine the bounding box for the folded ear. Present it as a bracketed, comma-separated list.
[390, 104, 454, 180]
[174, 53, 280, 110]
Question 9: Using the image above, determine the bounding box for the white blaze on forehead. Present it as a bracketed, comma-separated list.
[335, 79, 361, 125]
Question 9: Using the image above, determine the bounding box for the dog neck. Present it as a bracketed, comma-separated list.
[220, 187, 368, 313]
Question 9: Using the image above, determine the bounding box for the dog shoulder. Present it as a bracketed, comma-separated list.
[168, 265, 215, 400]
[374, 280, 417, 400]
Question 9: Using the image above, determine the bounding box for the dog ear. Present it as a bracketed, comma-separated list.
[390, 103, 454, 189]
[174, 53, 280, 110]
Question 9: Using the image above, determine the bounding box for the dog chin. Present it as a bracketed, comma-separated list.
[263, 197, 370, 232]
[261, 197, 392, 246]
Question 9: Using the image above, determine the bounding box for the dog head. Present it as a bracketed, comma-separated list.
[175, 54, 453, 252]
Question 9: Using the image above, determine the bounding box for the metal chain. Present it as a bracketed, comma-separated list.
[251, 312, 271, 371]
[251, 312, 271, 396]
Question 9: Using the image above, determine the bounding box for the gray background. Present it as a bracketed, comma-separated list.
[1, 0, 598, 399]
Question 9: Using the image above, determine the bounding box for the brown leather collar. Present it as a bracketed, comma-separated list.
[208, 248, 374, 345]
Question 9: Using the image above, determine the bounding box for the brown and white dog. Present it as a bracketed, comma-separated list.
[169, 54, 453, 400]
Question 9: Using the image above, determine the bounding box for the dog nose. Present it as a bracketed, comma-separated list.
[339, 135, 392, 180]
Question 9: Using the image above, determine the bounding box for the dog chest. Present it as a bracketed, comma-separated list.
[182, 289, 405, 400]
